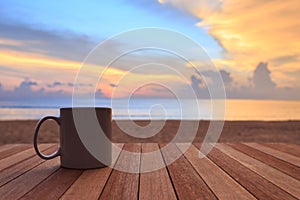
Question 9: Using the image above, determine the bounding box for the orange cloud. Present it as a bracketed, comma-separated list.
[0, 39, 24, 46]
[0, 47, 187, 98]
[159, 0, 300, 87]
[0, 50, 80, 70]
[0, 48, 125, 94]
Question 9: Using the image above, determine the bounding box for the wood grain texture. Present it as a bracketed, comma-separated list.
[139, 143, 177, 200]
[215, 143, 300, 199]
[110, 143, 125, 167]
[0, 143, 299, 200]
[178, 143, 255, 200]
[0, 144, 19, 152]
[263, 143, 300, 157]
[202, 145, 296, 200]
[0, 145, 57, 187]
[245, 143, 300, 167]
[99, 143, 141, 200]
[228, 143, 300, 180]
[60, 144, 124, 200]
[60, 168, 112, 200]
[0, 144, 52, 170]
[0, 144, 31, 160]
[160, 143, 217, 200]
[20, 168, 83, 200]
[0, 157, 60, 199]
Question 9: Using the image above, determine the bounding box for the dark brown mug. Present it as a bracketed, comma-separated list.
[33, 107, 112, 169]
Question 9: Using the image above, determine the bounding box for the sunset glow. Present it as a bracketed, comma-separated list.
[0, 0, 299, 100]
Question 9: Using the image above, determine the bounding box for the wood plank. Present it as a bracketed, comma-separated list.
[195, 143, 296, 200]
[99, 143, 141, 200]
[139, 143, 177, 200]
[0, 144, 31, 160]
[215, 143, 300, 199]
[109, 143, 125, 168]
[0, 157, 60, 199]
[160, 143, 217, 200]
[245, 143, 300, 167]
[228, 143, 300, 180]
[261, 143, 300, 158]
[0, 145, 57, 187]
[60, 144, 124, 200]
[60, 168, 111, 200]
[0, 144, 52, 170]
[178, 143, 255, 200]
[20, 168, 83, 200]
[0, 144, 25, 153]
[0, 144, 18, 152]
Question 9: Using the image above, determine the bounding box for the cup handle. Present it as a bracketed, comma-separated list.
[34, 116, 61, 160]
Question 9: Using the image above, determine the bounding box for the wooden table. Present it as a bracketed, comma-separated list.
[0, 143, 299, 199]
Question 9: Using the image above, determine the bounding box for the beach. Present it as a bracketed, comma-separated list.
[1, 120, 299, 144]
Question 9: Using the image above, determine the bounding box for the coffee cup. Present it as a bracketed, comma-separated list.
[33, 107, 112, 169]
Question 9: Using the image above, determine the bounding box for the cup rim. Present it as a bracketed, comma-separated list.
[60, 107, 112, 111]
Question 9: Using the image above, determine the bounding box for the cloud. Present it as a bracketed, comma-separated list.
[47, 81, 91, 88]
[226, 62, 300, 100]
[252, 62, 276, 90]
[109, 83, 118, 88]
[67, 83, 74, 87]
[187, 65, 300, 99]
[47, 81, 63, 88]
[1, 65, 299, 100]
[219, 69, 232, 85]
[193, 68, 232, 86]
[1, 18, 181, 98]
[159, 0, 300, 88]
[95, 89, 106, 98]
[190, 74, 209, 98]
[13, 79, 41, 97]
[191, 74, 202, 86]
[0, 18, 97, 63]
[271, 55, 299, 66]
[0, 16, 123, 81]
[0, 78, 112, 101]
[0, 12, 227, 100]
[159, 0, 222, 18]
[1, 2, 299, 100]
[190, 69, 233, 98]
[190, 74, 202, 92]
[0, 79, 70, 100]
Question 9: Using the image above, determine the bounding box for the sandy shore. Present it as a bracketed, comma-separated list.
[0, 120, 299, 144]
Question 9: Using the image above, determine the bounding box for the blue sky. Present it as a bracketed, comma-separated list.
[0, 0, 222, 57]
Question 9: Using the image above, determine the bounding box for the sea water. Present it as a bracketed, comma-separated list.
[0, 99, 299, 120]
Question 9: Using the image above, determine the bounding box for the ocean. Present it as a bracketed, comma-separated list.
[0, 99, 299, 121]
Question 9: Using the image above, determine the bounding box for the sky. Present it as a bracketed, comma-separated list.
[0, 0, 299, 102]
